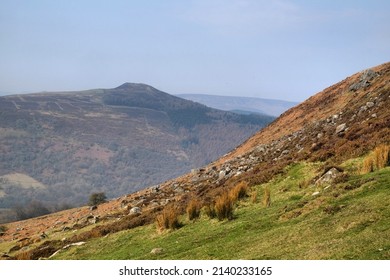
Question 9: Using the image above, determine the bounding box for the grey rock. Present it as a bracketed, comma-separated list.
[129, 207, 141, 215]
[174, 186, 184, 193]
[335, 123, 347, 134]
[218, 170, 226, 180]
[151, 248, 163, 254]
[87, 215, 99, 224]
[315, 167, 342, 185]
[281, 149, 289, 155]
[366, 101, 375, 108]
[349, 69, 379, 91]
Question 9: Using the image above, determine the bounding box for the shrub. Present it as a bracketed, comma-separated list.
[263, 186, 271, 208]
[215, 192, 234, 221]
[88, 192, 107, 206]
[186, 199, 201, 221]
[229, 181, 249, 202]
[156, 204, 181, 231]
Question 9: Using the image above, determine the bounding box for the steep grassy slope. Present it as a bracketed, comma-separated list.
[51, 160, 390, 260]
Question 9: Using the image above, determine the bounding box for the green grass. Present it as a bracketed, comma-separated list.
[52, 161, 390, 260]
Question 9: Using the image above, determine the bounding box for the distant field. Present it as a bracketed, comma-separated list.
[0, 173, 46, 189]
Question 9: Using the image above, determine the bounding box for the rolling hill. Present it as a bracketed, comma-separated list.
[177, 94, 298, 116]
[0, 83, 273, 222]
[0, 62, 389, 260]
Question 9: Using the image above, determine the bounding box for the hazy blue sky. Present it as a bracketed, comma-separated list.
[1, 0, 389, 101]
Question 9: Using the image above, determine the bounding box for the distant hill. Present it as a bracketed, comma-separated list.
[0, 83, 274, 222]
[177, 94, 298, 116]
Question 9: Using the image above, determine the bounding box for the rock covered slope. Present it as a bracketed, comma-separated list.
[1, 62, 389, 259]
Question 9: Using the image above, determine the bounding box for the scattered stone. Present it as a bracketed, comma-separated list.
[315, 167, 342, 185]
[371, 113, 377, 118]
[129, 207, 142, 215]
[174, 186, 184, 193]
[312, 191, 320, 196]
[134, 199, 146, 207]
[366, 101, 375, 108]
[89, 205, 97, 211]
[281, 149, 289, 156]
[218, 170, 226, 180]
[63, 241, 86, 250]
[86, 215, 99, 224]
[151, 248, 164, 254]
[335, 123, 347, 134]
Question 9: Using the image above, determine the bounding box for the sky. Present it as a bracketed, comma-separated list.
[0, 0, 389, 102]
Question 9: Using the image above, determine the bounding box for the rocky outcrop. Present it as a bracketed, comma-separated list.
[349, 69, 379, 91]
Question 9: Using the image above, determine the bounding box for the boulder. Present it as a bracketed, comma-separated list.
[335, 123, 347, 134]
[315, 167, 342, 185]
[349, 69, 379, 91]
[129, 207, 142, 215]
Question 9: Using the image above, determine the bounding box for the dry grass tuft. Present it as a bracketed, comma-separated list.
[373, 144, 390, 170]
[250, 190, 258, 203]
[362, 156, 374, 174]
[263, 186, 271, 208]
[361, 144, 389, 174]
[186, 199, 201, 221]
[215, 192, 234, 221]
[156, 204, 181, 232]
[229, 181, 249, 202]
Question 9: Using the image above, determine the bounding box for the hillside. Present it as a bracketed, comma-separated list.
[0, 83, 273, 222]
[177, 94, 297, 116]
[0, 62, 389, 260]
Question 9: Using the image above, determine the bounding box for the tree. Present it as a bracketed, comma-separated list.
[88, 192, 107, 206]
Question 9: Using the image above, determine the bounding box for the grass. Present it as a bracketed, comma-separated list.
[51, 160, 390, 260]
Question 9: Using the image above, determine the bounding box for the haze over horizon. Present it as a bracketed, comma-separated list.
[1, 0, 389, 102]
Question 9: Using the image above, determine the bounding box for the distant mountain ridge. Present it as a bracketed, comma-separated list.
[177, 94, 298, 116]
[0, 83, 273, 222]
